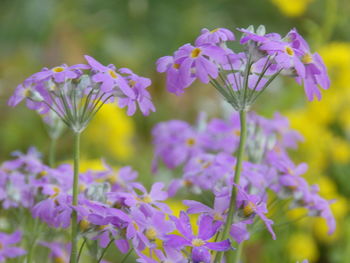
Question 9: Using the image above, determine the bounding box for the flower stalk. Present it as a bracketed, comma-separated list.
[49, 138, 57, 167]
[70, 131, 81, 263]
[216, 109, 247, 263]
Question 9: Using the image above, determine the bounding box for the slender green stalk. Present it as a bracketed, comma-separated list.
[121, 248, 134, 263]
[49, 138, 57, 167]
[216, 110, 247, 263]
[233, 242, 243, 263]
[70, 132, 81, 263]
[97, 238, 115, 263]
[77, 238, 87, 263]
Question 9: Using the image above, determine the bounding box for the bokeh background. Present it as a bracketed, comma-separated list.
[0, 0, 350, 262]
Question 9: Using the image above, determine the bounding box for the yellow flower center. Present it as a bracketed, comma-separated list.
[79, 219, 90, 231]
[23, 88, 31, 98]
[186, 138, 196, 146]
[287, 168, 294, 175]
[107, 174, 118, 184]
[52, 67, 65, 73]
[184, 180, 193, 187]
[145, 227, 158, 240]
[210, 28, 219, 33]
[54, 257, 66, 263]
[37, 170, 48, 178]
[301, 53, 313, 64]
[108, 69, 118, 79]
[285, 46, 294, 56]
[173, 63, 180, 69]
[243, 201, 256, 217]
[142, 195, 152, 203]
[129, 80, 137, 87]
[214, 213, 223, 221]
[79, 184, 86, 192]
[133, 221, 139, 231]
[190, 48, 202, 58]
[233, 129, 241, 136]
[50, 186, 61, 198]
[192, 238, 205, 247]
[202, 162, 212, 169]
[98, 225, 108, 230]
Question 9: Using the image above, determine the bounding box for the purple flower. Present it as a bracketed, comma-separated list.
[143, 211, 175, 247]
[85, 55, 132, 95]
[183, 152, 234, 190]
[0, 231, 26, 262]
[165, 212, 231, 263]
[184, 194, 230, 222]
[238, 27, 281, 45]
[32, 191, 73, 228]
[121, 182, 171, 214]
[175, 43, 226, 84]
[152, 120, 202, 170]
[118, 68, 155, 116]
[89, 216, 130, 252]
[307, 193, 336, 235]
[156, 55, 195, 95]
[201, 113, 241, 154]
[40, 242, 70, 263]
[195, 28, 235, 45]
[286, 29, 330, 101]
[230, 221, 252, 244]
[136, 247, 186, 263]
[32, 64, 81, 83]
[260, 39, 305, 77]
[236, 185, 276, 240]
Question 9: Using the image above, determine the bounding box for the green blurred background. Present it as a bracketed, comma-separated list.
[1, 0, 350, 262]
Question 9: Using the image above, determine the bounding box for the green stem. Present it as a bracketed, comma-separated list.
[70, 132, 81, 263]
[49, 138, 57, 167]
[97, 238, 115, 263]
[121, 248, 134, 263]
[216, 110, 247, 263]
[233, 242, 243, 263]
[77, 238, 87, 263]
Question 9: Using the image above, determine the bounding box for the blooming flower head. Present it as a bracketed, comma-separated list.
[152, 120, 203, 171]
[8, 55, 154, 133]
[157, 26, 330, 110]
[195, 28, 235, 46]
[235, 185, 276, 240]
[165, 212, 231, 263]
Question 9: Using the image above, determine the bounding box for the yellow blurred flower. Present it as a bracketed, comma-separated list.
[83, 104, 135, 161]
[319, 43, 350, 89]
[271, 0, 314, 17]
[79, 158, 105, 173]
[313, 217, 340, 243]
[287, 232, 319, 262]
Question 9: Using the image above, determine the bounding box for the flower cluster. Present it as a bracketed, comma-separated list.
[152, 111, 336, 244]
[0, 148, 231, 262]
[8, 55, 155, 132]
[3, 26, 334, 263]
[157, 26, 329, 110]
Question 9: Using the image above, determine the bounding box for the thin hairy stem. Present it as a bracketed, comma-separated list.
[69, 131, 81, 263]
[216, 110, 247, 263]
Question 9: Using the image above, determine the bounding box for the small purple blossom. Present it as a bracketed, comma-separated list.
[195, 28, 235, 45]
[0, 231, 26, 262]
[166, 212, 231, 263]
